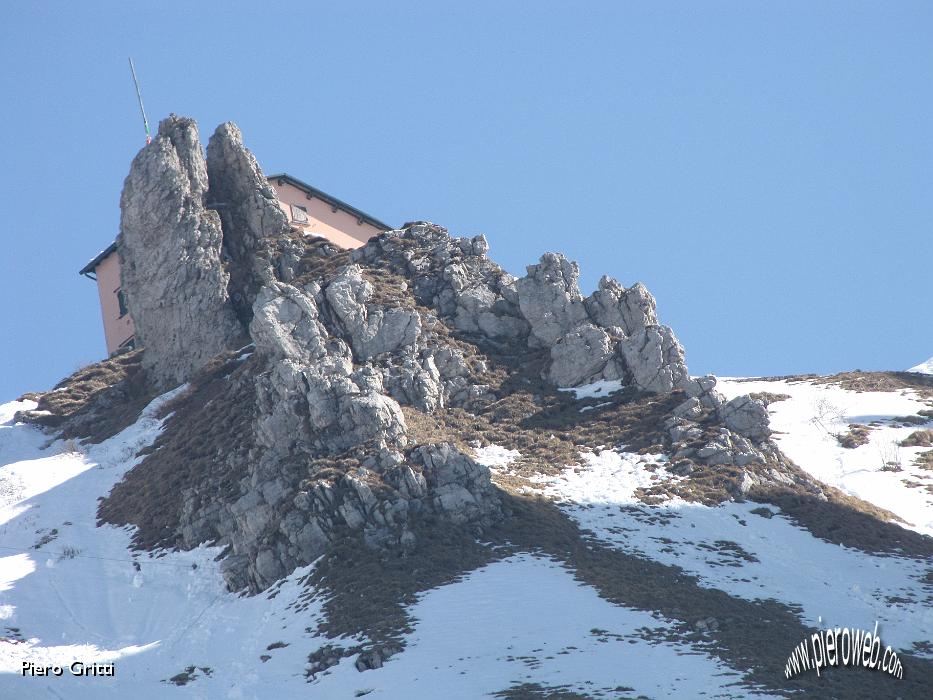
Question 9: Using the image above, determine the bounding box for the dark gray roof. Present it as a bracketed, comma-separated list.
[79, 241, 118, 277]
[79, 175, 393, 277]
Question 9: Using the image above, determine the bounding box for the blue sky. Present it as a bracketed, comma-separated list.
[1, 2, 930, 401]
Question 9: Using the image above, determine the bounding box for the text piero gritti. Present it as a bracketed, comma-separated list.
[21, 661, 116, 677]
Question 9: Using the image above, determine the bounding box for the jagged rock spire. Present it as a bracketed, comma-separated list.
[119, 115, 245, 390]
[206, 122, 289, 326]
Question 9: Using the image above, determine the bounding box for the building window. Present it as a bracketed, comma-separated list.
[117, 289, 129, 317]
[291, 204, 309, 224]
[118, 336, 136, 351]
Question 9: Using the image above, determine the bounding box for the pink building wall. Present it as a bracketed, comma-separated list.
[87, 176, 389, 357]
[271, 179, 384, 248]
[94, 252, 136, 356]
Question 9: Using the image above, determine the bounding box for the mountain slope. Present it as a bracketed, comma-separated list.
[2, 115, 932, 698]
[3, 372, 932, 697]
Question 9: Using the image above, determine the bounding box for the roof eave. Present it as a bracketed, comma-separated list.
[267, 173, 393, 231]
[78, 241, 118, 277]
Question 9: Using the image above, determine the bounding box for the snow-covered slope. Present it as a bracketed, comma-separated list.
[533, 450, 931, 655]
[0, 395, 786, 698]
[909, 356, 933, 375]
[2, 377, 932, 698]
[717, 377, 933, 535]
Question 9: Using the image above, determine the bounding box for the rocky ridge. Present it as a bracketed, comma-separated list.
[30, 116, 796, 594]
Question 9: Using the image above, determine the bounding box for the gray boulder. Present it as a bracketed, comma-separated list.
[718, 395, 772, 440]
[411, 443, 501, 526]
[514, 252, 692, 393]
[548, 324, 623, 387]
[619, 325, 689, 393]
[584, 276, 658, 335]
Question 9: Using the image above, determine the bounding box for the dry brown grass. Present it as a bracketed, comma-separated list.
[915, 449, 933, 471]
[837, 423, 873, 449]
[747, 391, 791, 406]
[97, 351, 258, 549]
[292, 236, 351, 285]
[361, 268, 418, 310]
[17, 350, 155, 444]
[736, 370, 933, 400]
[493, 683, 596, 699]
[404, 342, 677, 484]
[297, 521, 495, 650]
[815, 370, 933, 399]
[901, 430, 933, 448]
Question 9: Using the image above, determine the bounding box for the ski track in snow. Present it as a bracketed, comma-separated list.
[0, 374, 931, 697]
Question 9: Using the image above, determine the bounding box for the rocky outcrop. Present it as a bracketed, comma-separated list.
[324, 266, 422, 360]
[119, 115, 245, 390]
[354, 227, 693, 394]
[547, 324, 622, 387]
[189, 260, 502, 591]
[351, 226, 530, 342]
[250, 279, 409, 457]
[514, 251, 690, 392]
[106, 115, 778, 594]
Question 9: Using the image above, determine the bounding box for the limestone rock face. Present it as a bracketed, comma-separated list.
[547, 324, 622, 387]
[250, 280, 408, 458]
[325, 265, 422, 360]
[119, 115, 244, 390]
[516, 253, 589, 347]
[206, 122, 290, 325]
[618, 326, 688, 394]
[584, 277, 658, 335]
[213, 267, 503, 591]
[352, 226, 530, 341]
[411, 443, 501, 526]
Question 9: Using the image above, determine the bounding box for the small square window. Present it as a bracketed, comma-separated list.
[117, 289, 129, 317]
[291, 204, 309, 224]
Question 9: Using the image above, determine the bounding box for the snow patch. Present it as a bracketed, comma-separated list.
[471, 444, 520, 469]
[558, 379, 624, 400]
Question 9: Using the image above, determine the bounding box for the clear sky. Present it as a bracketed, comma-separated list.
[1, 2, 930, 401]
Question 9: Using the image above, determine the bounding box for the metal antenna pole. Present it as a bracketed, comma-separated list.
[128, 58, 152, 145]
